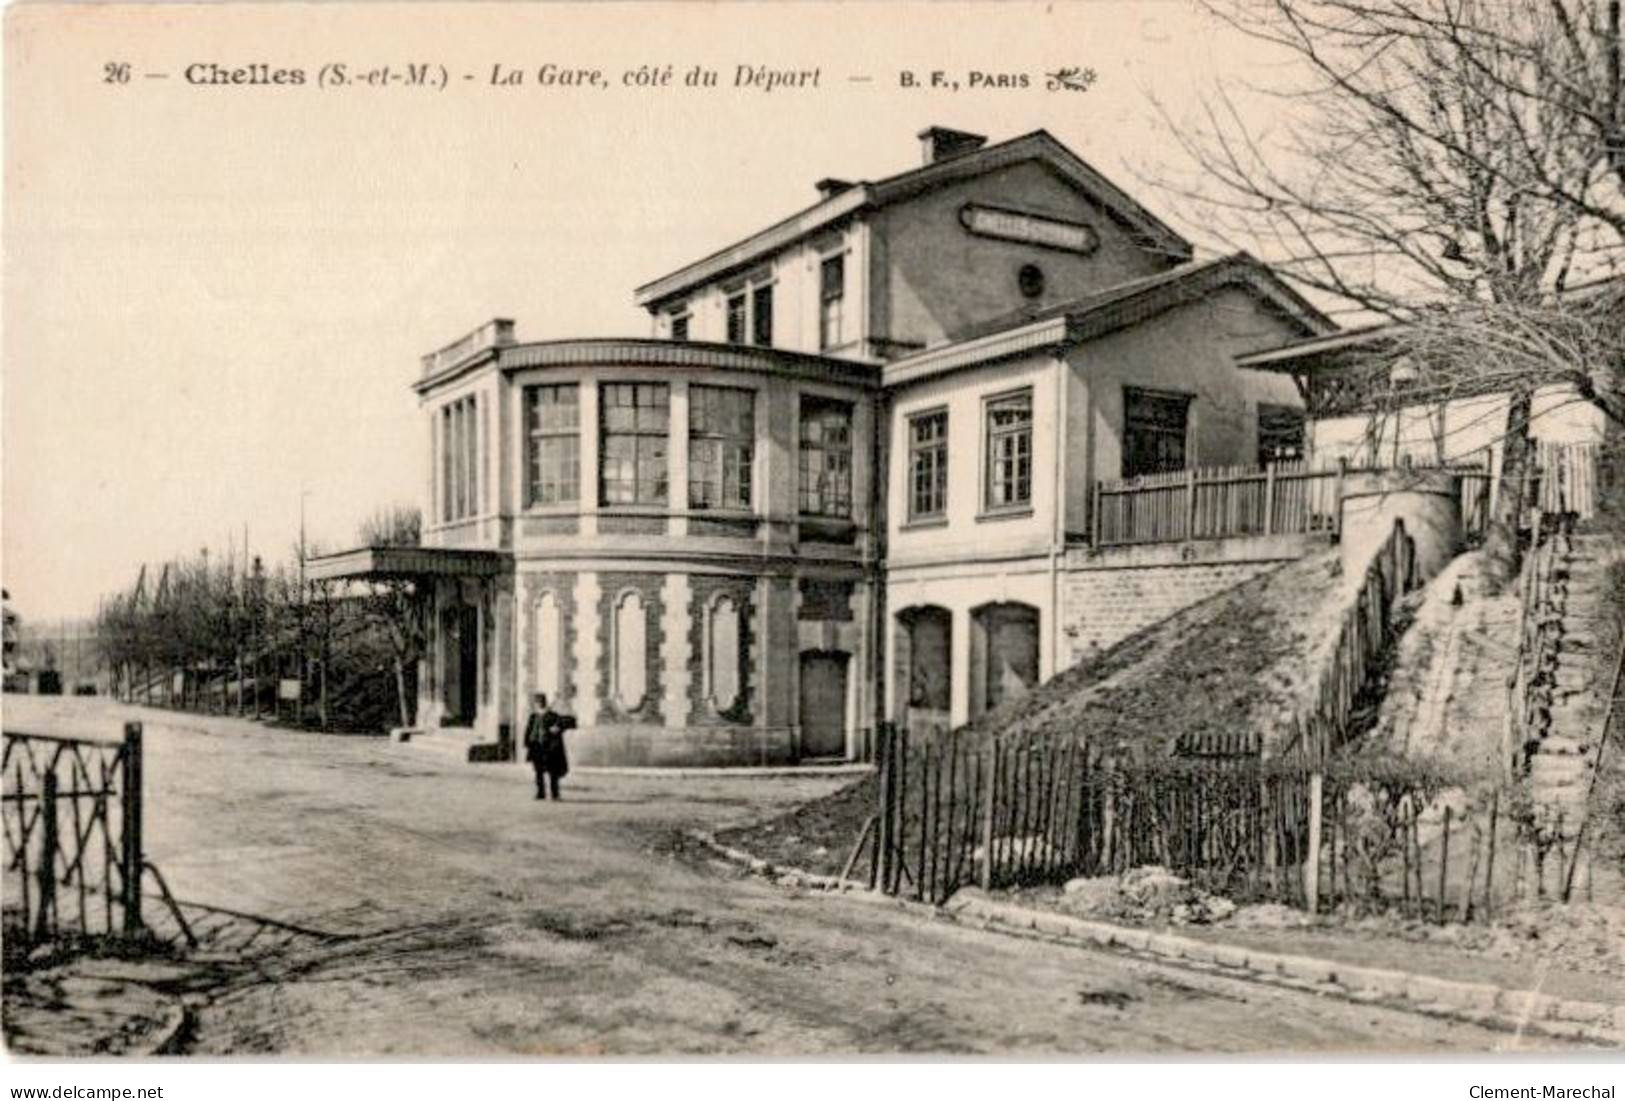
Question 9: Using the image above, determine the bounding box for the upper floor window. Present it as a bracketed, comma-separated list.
[819, 254, 845, 351]
[524, 384, 580, 507]
[799, 396, 853, 518]
[600, 383, 669, 505]
[689, 385, 755, 510]
[1123, 387, 1190, 479]
[908, 409, 948, 520]
[985, 391, 1033, 511]
[726, 292, 748, 345]
[751, 284, 774, 347]
[440, 394, 479, 523]
[670, 313, 690, 342]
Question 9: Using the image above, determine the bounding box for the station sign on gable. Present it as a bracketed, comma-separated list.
[959, 203, 1100, 256]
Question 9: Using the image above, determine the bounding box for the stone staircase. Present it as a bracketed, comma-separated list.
[1525, 531, 1620, 897]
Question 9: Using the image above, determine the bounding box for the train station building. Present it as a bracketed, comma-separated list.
[309, 126, 1334, 766]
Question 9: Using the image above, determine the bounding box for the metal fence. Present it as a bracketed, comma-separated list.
[2, 723, 144, 946]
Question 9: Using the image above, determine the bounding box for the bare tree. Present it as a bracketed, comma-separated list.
[1154, 0, 1624, 581]
[1158, 0, 1623, 315]
[355, 505, 425, 729]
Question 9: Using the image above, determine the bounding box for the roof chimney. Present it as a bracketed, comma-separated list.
[815, 177, 855, 200]
[918, 126, 987, 165]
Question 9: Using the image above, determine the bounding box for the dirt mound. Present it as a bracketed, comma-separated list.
[961, 549, 1344, 753]
[720, 549, 1351, 877]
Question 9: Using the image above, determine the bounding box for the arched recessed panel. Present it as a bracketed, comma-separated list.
[534, 592, 561, 702]
[973, 602, 1039, 717]
[614, 590, 647, 711]
[708, 595, 741, 712]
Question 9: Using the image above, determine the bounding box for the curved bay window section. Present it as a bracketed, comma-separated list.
[688, 385, 755, 512]
[524, 383, 580, 508]
[600, 382, 670, 507]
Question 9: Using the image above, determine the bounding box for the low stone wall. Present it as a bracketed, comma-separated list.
[1060, 534, 1317, 666]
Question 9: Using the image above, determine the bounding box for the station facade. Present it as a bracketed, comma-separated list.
[311, 127, 1334, 766]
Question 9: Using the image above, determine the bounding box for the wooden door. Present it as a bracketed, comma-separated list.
[799, 651, 849, 759]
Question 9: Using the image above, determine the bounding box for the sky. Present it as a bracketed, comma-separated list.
[2, 1, 1299, 622]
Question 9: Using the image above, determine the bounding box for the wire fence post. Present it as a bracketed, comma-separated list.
[36, 770, 59, 941]
[121, 721, 144, 935]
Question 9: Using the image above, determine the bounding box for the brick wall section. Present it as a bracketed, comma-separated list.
[687, 575, 756, 726]
[519, 570, 577, 715]
[595, 571, 666, 725]
[1061, 561, 1280, 667]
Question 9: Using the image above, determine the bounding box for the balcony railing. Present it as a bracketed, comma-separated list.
[1092, 459, 1501, 548]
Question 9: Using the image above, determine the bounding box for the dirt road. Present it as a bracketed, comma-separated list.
[3, 697, 1580, 1055]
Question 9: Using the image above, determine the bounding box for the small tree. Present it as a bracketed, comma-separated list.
[355, 506, 425, 729]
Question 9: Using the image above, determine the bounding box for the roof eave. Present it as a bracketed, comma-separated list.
[634, 188, 872, 310]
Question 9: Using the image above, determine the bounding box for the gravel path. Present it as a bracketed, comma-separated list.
[3, 696, 1585, 1055]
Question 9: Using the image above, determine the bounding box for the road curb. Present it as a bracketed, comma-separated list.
[586, 764, 874, 779]
[689, 830, 1624, 1048]
[948, 890, 1625, 1047]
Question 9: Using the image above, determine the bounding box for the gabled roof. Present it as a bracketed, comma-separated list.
[633, 130, 1194, 310]
[883, 252, 1336, 388]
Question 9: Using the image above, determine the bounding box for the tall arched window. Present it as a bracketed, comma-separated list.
[534, 592, 561, 702]
[613, 590, 648, 711]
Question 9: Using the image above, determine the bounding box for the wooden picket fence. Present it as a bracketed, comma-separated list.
[1093, 460, 1341, 547]
[1279, 519, 1418, 766]
[1531, 441, 1600, 520]
[1094, 459, 1509, 549]
[866, 723, 1531, 919]
[2, 723, 146, 948]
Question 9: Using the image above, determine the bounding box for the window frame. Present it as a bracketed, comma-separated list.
[981, 388, 1034, 516]
[725, 291, 747, 345]
[819, 253, 846, 351]
[688, 384, 756, 512]
[906, 407, 949, 523]
[598, 382, 671, 507]
[669, 312, 690, 342]
[523, 383, 581, 509]
[751, 283, 774, 347]
[1255, 402, 1306, 467]
[1122, 386, 1193, 480]
[438, 394, 481, 523]
[797, 394, 854, 520]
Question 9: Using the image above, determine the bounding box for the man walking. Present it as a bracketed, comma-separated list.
[523, 692, 574, 800]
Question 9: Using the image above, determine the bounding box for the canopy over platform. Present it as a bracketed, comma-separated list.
[304, 545, 509, 583]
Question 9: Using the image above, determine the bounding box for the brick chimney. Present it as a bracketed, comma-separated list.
[918, 126, 987, 165]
